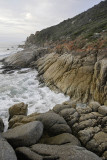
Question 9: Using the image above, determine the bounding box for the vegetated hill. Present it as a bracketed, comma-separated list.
[26, 0, 107, 49]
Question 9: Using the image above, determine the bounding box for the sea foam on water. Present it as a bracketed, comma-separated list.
[0, 43, 69, 130]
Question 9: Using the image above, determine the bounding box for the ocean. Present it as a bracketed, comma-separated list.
[0, 42, 69, 130]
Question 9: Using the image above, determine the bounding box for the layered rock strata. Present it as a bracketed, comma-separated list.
[36, 50, 107, 105]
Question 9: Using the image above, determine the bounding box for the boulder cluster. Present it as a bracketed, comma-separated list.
[0, 101, 107, 160]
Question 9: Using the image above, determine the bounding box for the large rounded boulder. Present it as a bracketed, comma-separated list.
[3, 121, 43, 148]
[0, 134, 17, 160]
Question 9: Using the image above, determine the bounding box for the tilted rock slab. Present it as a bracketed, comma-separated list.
[36, 50, 107, 105]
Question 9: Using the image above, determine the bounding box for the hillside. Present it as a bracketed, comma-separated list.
[25, 0, 107, 49]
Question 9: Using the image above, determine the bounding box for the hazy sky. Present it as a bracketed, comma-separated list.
[0, 0, 103, 42]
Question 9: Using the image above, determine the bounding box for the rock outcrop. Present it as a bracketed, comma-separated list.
[36, 50, 107, 105]
[2, 47, 48, 69]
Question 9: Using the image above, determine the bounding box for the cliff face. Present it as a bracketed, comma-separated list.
[37, 49, 107, 105]
[29, 1, 107, 105]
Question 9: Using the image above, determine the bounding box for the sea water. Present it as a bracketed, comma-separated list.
[0, 42, 69, 130]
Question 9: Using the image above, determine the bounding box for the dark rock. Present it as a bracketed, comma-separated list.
[102, 151, 107, 160]
[30, 144, 101, 160]
[3, 121, 43, 148]
[0, 118, 4, 132]
[0, 134, 17, 160]
[9, 102, 28, 120]
[3, 47, 48, 69]
[16, 147, 43, 160]
[36, 111, 71, 136]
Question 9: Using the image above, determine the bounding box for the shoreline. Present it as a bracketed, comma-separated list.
[0, 46, 107, 159]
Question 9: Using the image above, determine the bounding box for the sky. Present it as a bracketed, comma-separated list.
[0, 0, 103, 43]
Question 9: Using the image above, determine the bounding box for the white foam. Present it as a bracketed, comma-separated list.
[0, 42, 69, 130]
[0, 69, 69, 130]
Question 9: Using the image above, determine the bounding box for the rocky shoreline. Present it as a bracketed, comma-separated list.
[0, 43, 106, 159]
[0, 100, 107, 160]
[0, 39, 106, 159]
[2, 45, 107, 105]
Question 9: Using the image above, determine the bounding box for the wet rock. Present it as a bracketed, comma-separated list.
[98, 105, 107, 116]
[3, 121, 43, 148]
[40, 133, 81, 146]
[17, 69, 31, 74]
[36, 111, 71, 136]
[9, 102, 28, 120]
[0, 134, 17, 160]
[0, 118, 4, 132]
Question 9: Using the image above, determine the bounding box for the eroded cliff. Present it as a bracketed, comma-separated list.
[36, 49, 107, 105]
